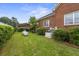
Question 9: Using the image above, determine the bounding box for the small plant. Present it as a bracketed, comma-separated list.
[36, 27, 47, 35]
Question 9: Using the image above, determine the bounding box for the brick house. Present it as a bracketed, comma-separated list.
[37, 13, 54, 29]
[53, 3, 79, 28]
[37, 3, 79, 29]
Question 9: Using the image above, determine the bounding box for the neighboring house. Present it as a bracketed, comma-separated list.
[17, 23, 30, 30]
[37, 3, 79, 29]
[37, 13, 54, 29]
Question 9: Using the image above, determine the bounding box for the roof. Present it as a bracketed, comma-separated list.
[53, 3, 61, 12]
[37, 3, 61, 22]
[37, 13, 54, 22]
[18, 23, 30, 27]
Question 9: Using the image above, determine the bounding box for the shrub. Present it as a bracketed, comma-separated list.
[68, 27, 79, 46]
[0, 24, 14, 48]
[53, 27, 79, 46]
[53, 29, 70, 42]
[36, 27, 47, 35]
[17, 28, 24, 32]
[30, 27, 36, 33]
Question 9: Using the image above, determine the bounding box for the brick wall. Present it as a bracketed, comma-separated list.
[53, 3, 79, 28]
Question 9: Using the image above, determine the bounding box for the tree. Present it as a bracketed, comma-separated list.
[0, 17, 12, 25]
[29, 16, 37, 25]
[0, 17, 19, 28]
[29, 16, 37, 32]
[11, 17, 19, 27]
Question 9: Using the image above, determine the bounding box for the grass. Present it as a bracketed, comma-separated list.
[0, 32, 79, 56]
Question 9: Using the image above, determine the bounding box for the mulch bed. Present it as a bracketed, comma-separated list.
[64, 42, 79, 49]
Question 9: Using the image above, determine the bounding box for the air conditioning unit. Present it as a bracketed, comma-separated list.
[45, 32, 52, 38]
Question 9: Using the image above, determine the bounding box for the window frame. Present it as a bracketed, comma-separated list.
[43, 20, 50, 27]
[64, 12, 74, 25]
[64, 10, 79, 26]
[74, 10, 79, 24]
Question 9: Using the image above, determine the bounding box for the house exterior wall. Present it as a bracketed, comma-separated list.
[53, 3, 79, 28]
[37, 3, 79, 29]
[37, 15, 53, 29]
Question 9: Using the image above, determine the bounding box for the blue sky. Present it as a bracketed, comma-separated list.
[0, 3, 57, 23]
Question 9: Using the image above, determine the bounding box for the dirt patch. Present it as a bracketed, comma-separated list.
[0, 48, 2, 55]
[64, 42, 79, 49]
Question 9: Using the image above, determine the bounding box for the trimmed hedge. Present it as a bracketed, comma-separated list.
[68, 27, 79, 46]
[53, 29, 70, 42]
[0, 24, 14, 48]
[36, 27, 47, 35]
[53, 27, 79, 46]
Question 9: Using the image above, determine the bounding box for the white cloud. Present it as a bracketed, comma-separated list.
[20, 6, 52, 23]
[20, 5, 52, 23]
[26, 6, 52, 19]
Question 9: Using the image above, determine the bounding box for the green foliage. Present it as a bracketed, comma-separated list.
[0, 24, 14, 48]
[68, 27, 79, 46]
[36, 27, 47, 35]
[53, 27, 79, 46]
[53, 29, 70, 42]
[17, 28, 24, 32]
[30, 24, 37, 33]
[11, 17, 19, 27]
[0, 17, 11, 25]
[0, 17, 19, 28]
[1, 32, 79, 56]
[29, 16, 37, 32]
[29, 17, 37, 25]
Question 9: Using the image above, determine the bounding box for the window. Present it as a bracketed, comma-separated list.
[64, 10, 79, 25]
[74, 11, 79, 24]
[64, 13, 73, 25]
[43, 20, 49, 27]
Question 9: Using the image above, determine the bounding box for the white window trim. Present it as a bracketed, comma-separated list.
[64, 10, 79, 26]
[73, 12, 75, 24]
[74, 10, 79, 25]
[64, 12, 73, 26]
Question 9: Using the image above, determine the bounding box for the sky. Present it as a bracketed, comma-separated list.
[0, 3, 57, 23]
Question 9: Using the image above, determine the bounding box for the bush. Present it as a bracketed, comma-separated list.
[17, 28, 24, 32]
[53, 29, 70, 42]
[0, 24, 14, 48]
[53, 27, 79, 46]
[30, 27, 36, 33]
[36, 27, 47, 35]
[68, 27, 79, 46]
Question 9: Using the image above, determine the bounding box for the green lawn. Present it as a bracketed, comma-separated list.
[0, 32, 79, 56]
